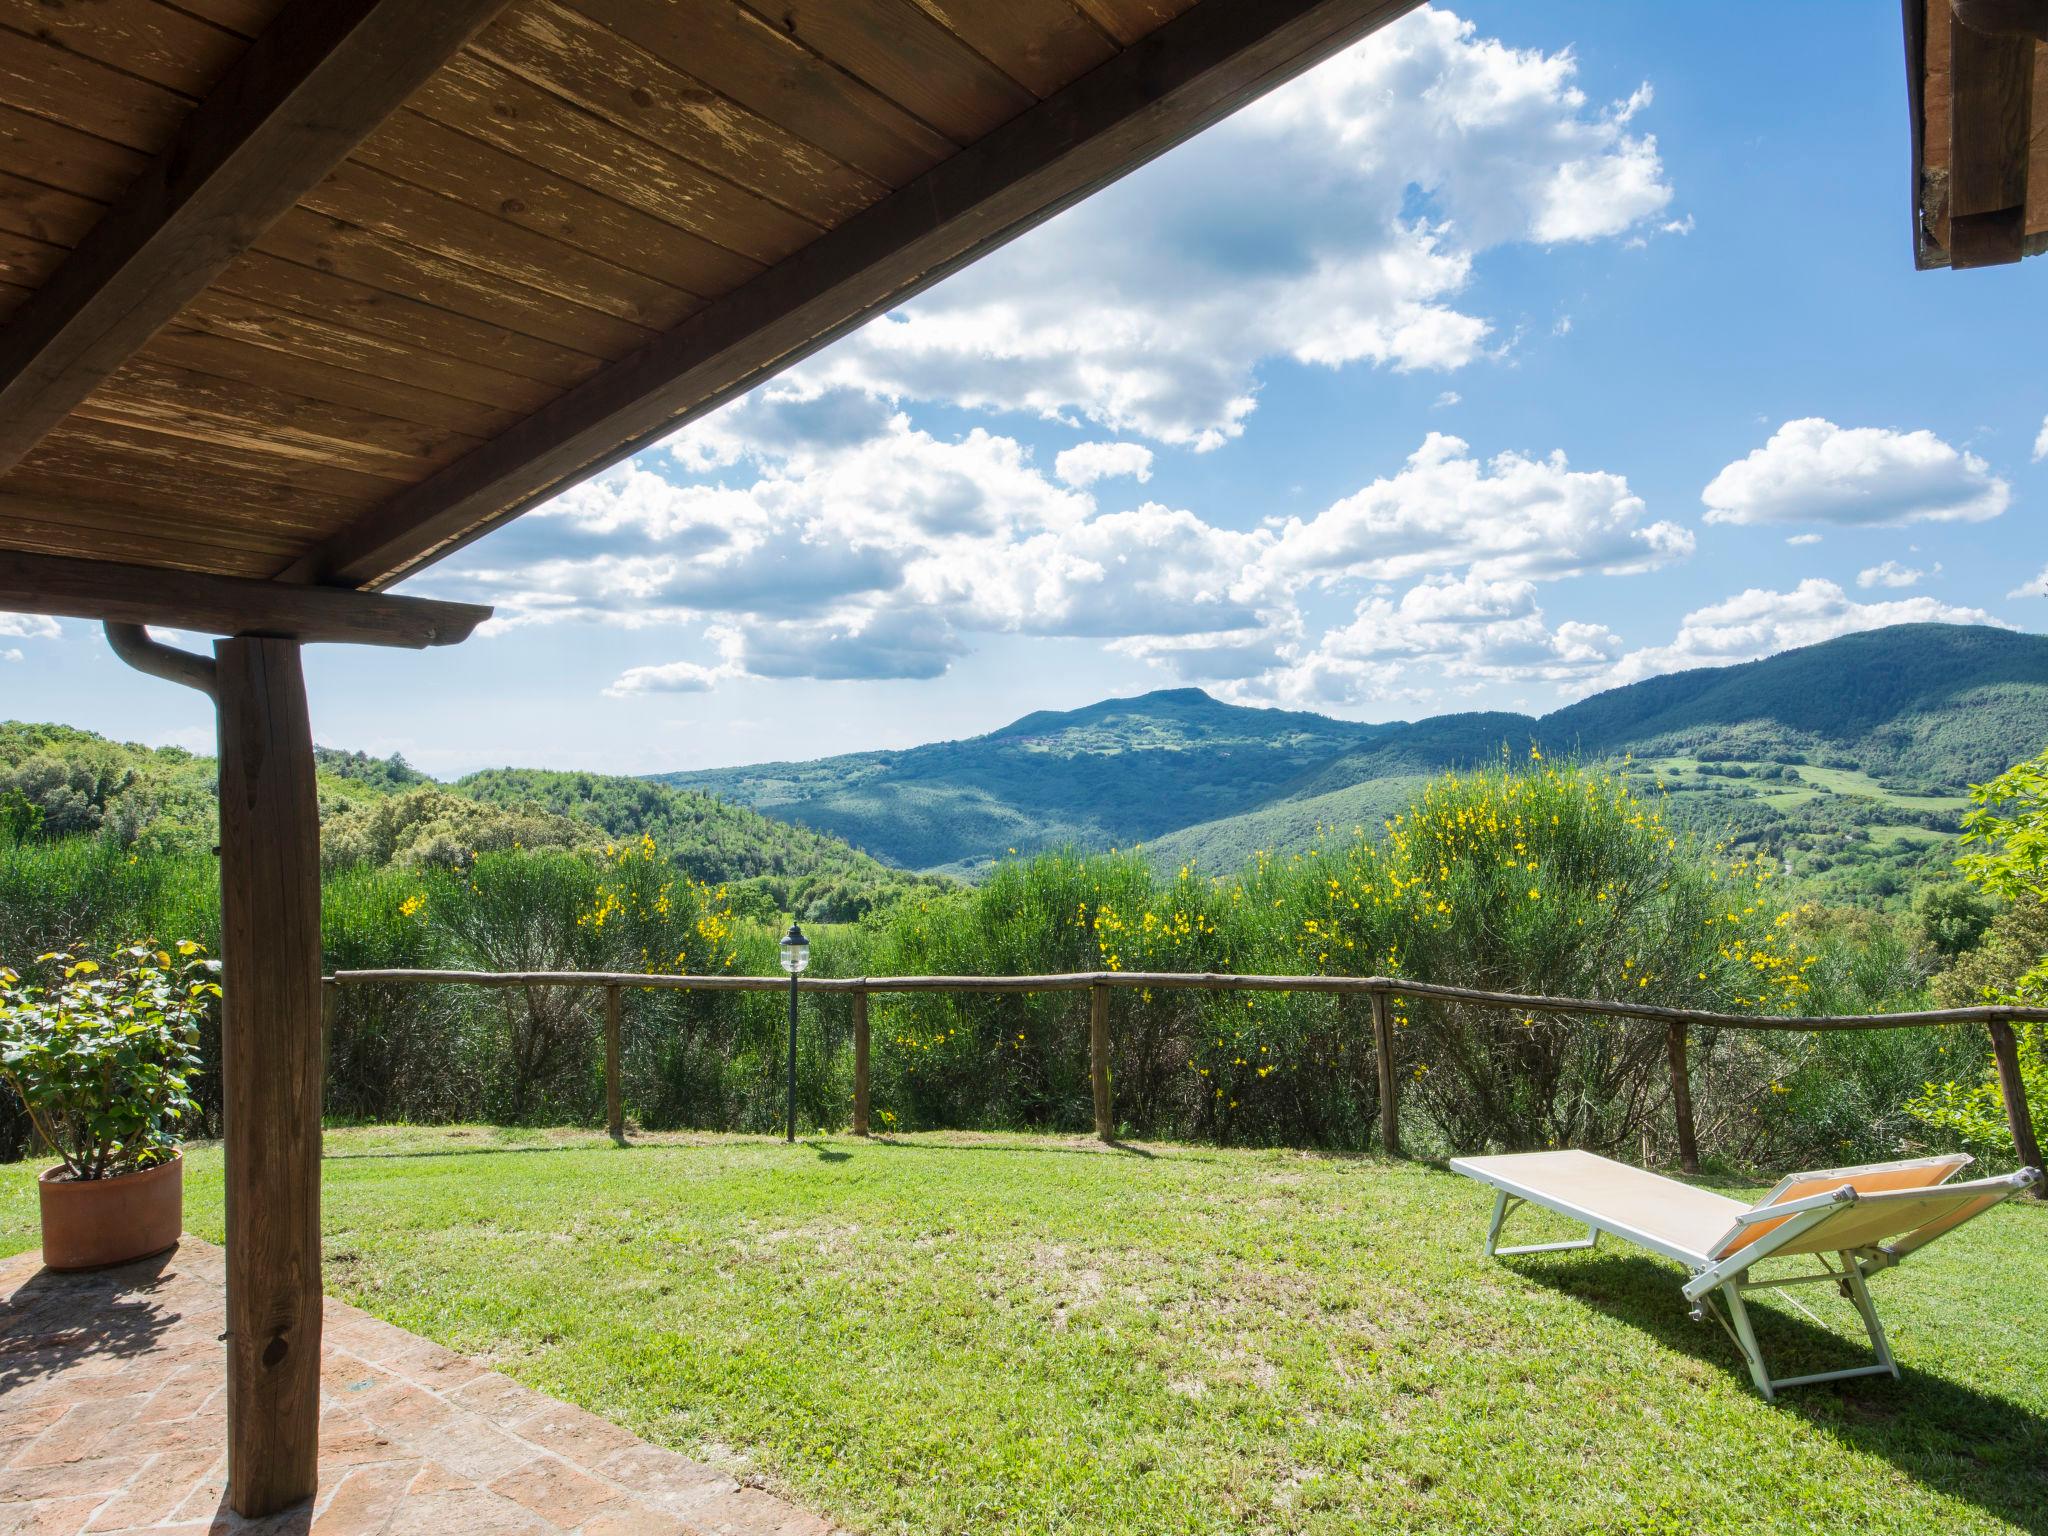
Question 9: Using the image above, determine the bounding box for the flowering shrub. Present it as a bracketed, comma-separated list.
[0, 943, 215, 1179]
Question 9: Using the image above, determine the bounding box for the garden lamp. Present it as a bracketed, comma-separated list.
[779, 921, 809, 1142]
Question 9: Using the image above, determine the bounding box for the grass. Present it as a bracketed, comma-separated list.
[5, 1127, 2045, 1535]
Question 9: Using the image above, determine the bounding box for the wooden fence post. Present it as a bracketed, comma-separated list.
[320, 980, 336, 1085]
[851, 986, 871, 1135]
[1089, 983, 1112, 1141]
[1370, 988, 1398, 1156]
[1988, 1018, 2043, 1192]
[603, 984, 623, 1144]
[1666, 1019, 1699, 1176]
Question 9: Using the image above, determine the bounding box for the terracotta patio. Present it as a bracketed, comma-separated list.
[0, 1240, 836, 1536]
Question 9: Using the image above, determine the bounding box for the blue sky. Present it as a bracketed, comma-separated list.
[6, 2, 2044, 777]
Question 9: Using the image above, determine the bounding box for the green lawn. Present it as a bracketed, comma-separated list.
[5, 1128, 2044, 1535]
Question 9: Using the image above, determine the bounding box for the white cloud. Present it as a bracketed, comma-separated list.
[1264, 432, 1690, 587]
[450, 396, 1678, 704]
[1856, 560, 1928, 589]
[2033, 414, 2048, 461]
[0, 613, 60, 640]
[1, 648, 20, 664]
[1432, 390, 1462, 408]
[2010, 567, 2048, 599]
[1599, 579, 2008, 688]
[604, 659, 728, 698]
[787, 6, 1674, 448]
[1701, 418, 2009, 527]
[1269, 572, 1622, 707]
[1786, 533, 1822, 546]
[1054, 441, 1153, 488]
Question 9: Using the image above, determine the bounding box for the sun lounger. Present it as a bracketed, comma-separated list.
[1448, 1148, 2041, 1399]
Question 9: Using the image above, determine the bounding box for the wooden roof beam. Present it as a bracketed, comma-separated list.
[0, 0, 510, 473]
[0, 552, 488, 647]
[297, 0, 1420, 590]
[1946, 3, 2038, 267]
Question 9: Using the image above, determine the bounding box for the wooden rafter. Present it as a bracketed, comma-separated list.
[293, 0, 1420, 590]
[0, 0, 510, 474]
[0, 552, 488, 647]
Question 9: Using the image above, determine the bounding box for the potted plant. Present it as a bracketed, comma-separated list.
[0, 943, 216, 1270]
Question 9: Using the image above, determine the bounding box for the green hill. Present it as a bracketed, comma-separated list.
[655, 624, 2048, 891]
[661, 688, 1394, 875]
[0, 723, 936, 920]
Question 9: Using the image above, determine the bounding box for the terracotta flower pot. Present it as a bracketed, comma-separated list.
[37, 1152, 184, 1271]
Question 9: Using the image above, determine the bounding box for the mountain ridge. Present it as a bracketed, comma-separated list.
[654, 623, 2048, 878]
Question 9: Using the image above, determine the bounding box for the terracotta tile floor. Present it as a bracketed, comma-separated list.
[0, 1240, 838, 1536]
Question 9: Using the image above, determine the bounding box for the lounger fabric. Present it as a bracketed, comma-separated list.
[1449, 1147, 2040, 1399]
[1451, 1149, 1745, 1262]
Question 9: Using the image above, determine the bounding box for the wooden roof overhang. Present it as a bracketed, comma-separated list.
[1905, 0, 2048, 269]
[0, 8, 1429, 1513]
[0, 0, 1419, 646]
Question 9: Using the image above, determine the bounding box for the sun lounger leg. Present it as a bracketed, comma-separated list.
[1720, 1284, 1776, 1401]
[1483, 1189, 1598, 1259]
[1840, 1252, 1898, 1379]
[1484, 1190, 1513, 1256]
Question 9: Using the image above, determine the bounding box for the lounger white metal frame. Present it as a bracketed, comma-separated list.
[1450, 1150, 2042, 1400]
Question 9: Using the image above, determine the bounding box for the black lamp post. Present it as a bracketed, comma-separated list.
[778, 920, 809, 1142]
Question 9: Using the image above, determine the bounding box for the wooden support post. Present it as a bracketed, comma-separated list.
[1667, 1019, 1699, 1176]
[852, 987, 870, 1136]
[1988, 1019, 2044, 1191]
[603, 985, 623, 1145]
[214, 637, 323, 1518]
[1089, 983, 1112, 1142]
[1370, 989, 1398, 1156]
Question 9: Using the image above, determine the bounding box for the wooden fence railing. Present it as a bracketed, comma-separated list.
[323, 968, 2047, 1182]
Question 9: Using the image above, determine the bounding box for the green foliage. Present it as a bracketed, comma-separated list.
[1914, 881, 1995, 958]
[1956, 747, 2048, 909]
[0, 943, 215, 1178]
[1904, 897, 2048, 1162]
[320, 785, 601, 873]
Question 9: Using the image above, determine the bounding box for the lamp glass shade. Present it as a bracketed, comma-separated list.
[778, 923, 810, 974]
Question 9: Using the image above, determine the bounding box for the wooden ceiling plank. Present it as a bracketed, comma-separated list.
[903, 0, 1120, 100]
[256, 207, 656, 360]
[0, 170, 104, 248]
[142, 325, 529, 441]
[0, 20, 190, 152]
[74, 356, 487, 482]
[0, 0, 246, 99]
[0, 0, 514, 475]
[472, 1, 888, 227]
[0, 103, 149, 204]
[170, 0, 284, 41]
[214, 249, 605, 391]
[0, 488, 309, 565]
[413, 51, 826, 263]
[569, 0, 956, 185]
[301, 158, 701, 326]
[304, 0, 1419, 588]
[0, 523, 285, 578]
[744, 0, 1039, 143]
[0, 227, 67, 292]
[351, 100, 769, 293]
[8, 459, 353, 531]
[172, 291, 557, 415]
[1064, 0, 1199, 49]
[28, 416, 398, 505]
[0, 550, 490, 645]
